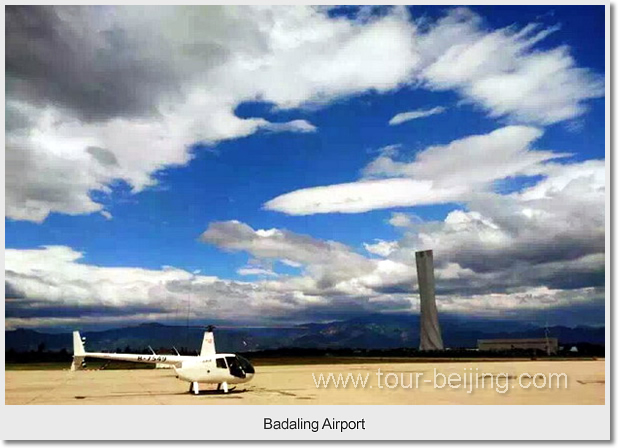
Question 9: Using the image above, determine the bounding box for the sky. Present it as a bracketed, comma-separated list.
[5, 5, 606, 332]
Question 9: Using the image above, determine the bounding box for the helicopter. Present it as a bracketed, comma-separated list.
[71, 325, 255, 394]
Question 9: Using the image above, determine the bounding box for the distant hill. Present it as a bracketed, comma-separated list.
[5, 314, 605, 354]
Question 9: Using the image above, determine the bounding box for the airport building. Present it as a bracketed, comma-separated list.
[478, 338, 559, 354]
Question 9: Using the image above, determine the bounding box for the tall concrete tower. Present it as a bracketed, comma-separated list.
[415, 249, 444, 350]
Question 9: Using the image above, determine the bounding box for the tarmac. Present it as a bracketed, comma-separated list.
[5, 360, 605, 405]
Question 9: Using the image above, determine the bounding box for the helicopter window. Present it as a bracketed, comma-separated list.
[225, 356, 246, 378]
[226, 356, 239, 369]
[236, 355, 255, 374]
[215, 358, 227, 369]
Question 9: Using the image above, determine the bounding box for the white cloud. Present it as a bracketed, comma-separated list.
[262, 120, 317, 133]
[6, 179, 605, 329]
[417, 10, 603, 124]
[264, 178, 469, 215]
[5, 245, 327, 326]
[237, 267, 279, 277]
[364, 126, 568, 186]
[439, 287, 602, 315]
[515, 159, 605, 201]
[389, 106, 446, 125]
[389, 212, 417, 228]
[266, 126, 569, 215]
[6, 246, 197, 307]
[363, 239, 400, 257]
[372, 144, 402, 157]
[4, 6, 605, 329]
[4, 242, 410, 328]
[6, 6, 603, 222]
[385, 159, 605, 285]
[6, 6, 418, 222]
[5, 155, 604, 327]
[281, 259, 302, 268]
[200, 220, 376, 287]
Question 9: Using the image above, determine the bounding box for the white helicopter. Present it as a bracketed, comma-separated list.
[71, 326, 255, 394]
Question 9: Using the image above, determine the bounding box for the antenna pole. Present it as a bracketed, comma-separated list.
[544, 321, 551, 356]
[185, 274, 193, 349]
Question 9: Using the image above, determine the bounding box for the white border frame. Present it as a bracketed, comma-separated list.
[1, 1, 611, 442]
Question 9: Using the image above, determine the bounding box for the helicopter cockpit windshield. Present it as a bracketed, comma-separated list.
[225, 355, 255, 378]
[236, 355, 255, 374]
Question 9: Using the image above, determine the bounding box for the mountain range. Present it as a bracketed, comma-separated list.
[5, 314, 605, 353]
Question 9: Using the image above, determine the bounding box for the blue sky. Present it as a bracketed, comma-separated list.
[5, 6, 605, 330]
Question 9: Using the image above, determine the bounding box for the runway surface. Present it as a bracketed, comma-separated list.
[6, 360, 605, 405]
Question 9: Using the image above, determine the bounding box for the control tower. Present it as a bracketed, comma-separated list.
[415, 250, 444, 350]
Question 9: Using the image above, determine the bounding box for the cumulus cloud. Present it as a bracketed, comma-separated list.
[7, 159, 604, 329]
[200, 220, 377, 289]
[6, 6, 603, 222]
[4, 242, 413, 329]
[5, 162, 605, 330]
[389, 106, 446, 125]
[6, 6, 417, 222]
[364, 239, 400, 257]
[6, 201, 604, 329]
[3, 226, 412, 329]
[389, 212, 419, 228]
[438, 287, 603, 317]
[377, 159, 605, 293]
[4, 245, 286, 327]
[4, 6, 605, 329]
